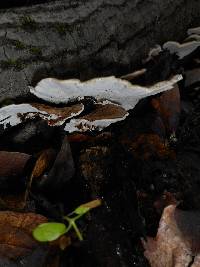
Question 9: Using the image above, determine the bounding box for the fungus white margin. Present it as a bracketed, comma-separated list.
[30, 74, 182, 111]
[163, 41, 200, 59]
[64, 114, 129, 133]
[0, 103, 84, 130]
[187, 26, 200, 36]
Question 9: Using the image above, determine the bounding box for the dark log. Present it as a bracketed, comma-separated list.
[0, 0, 56, 9]
[0, 0, 199, 102]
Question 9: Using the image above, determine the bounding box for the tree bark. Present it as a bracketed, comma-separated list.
[0, 0, 199, 102]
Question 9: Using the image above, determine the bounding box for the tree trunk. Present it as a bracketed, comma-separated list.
[0, 0, 199, 102]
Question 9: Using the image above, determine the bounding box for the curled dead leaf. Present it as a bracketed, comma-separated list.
[68, 132, 112, 144]
[24, 148, 57, 205]
[0, 152, 32, 205]
[127, 134, 174, 160]
[51, 235, 71, 251]
[151, 84, 180, 133]
[31, 149, 57, 180]
[0, 194, 27, 211]
[142, 205, 200, 267]
[0, 211, 47, 261]
[39, 136, 75, 193]
[153, 192, 179, 214]
[0, 151, 31, 210]
[68, 133, 92, 143]
[0, 151, 31, 178]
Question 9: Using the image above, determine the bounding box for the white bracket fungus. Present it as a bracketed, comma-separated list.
[163, 41, 200, 59]
[184, 34, 200, 42]
[120, 68, 147, 81]
[28, 74, 182, 132]
[143, 45, 162, 63]
[30, 75, 182, 111]
[0, 103, 84, 130]
[187, 26, 200, 36]
[0, 73, 182, 133]
[64, 103, 129, 133]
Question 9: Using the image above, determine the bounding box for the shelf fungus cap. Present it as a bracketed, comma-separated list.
[184, 34, 200, 42]
[143, 45, 162, 63]
[0, 103, 84, 132]
[64, 103, 128, 133]
[31, 103, 84, 126]
[187, 26, 200, 36]
[120, 68, 147, 81]
[30, 75, 182, 111]
[163, 41, 200, 59]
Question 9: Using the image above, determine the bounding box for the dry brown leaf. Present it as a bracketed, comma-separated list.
[51, 235, 71, 251]
[68, 132, 112, 144]
[68, 133, 93, 143]
[0, 151, 31, 177]
[153, 192, 179, 214]
[151, 84, 180, 133]
[0, 194, 27, 211]
[23, 148, 57, 206]
[0, 211, 47, 260]
[127, 134, 174, 160]
[39, 136, 75, 192]
[0, 211, 66, 265]
[31, 149, 56, 179]
[0, 151, 31, 209]
[142, 205, 200, 267]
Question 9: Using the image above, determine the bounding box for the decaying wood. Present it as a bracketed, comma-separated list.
[0, 0, 199, 102]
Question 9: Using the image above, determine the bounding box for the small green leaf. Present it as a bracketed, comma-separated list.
[74, 205, 90, 215]
[33, 222, 67, 242]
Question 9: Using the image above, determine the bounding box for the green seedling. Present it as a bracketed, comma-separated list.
[33, 199, 101, 242]
[33, 222, 67, 242]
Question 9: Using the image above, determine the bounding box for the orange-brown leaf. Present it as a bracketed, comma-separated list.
[0, 151, 31, 177]
[151, 84, 180, 133]
[31, 149, 56, 179]
[128, 134, 174, 160]
[0, 211, 47, 260]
